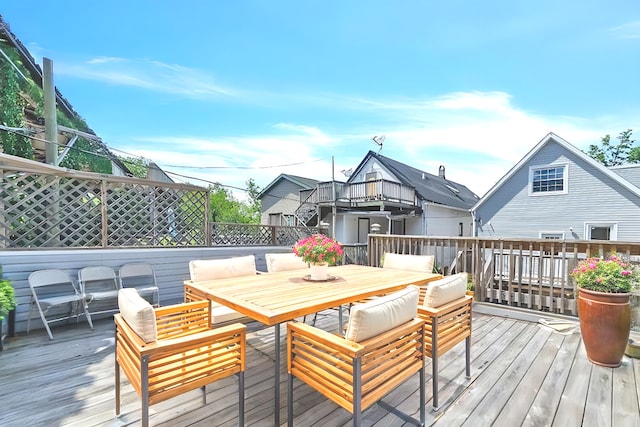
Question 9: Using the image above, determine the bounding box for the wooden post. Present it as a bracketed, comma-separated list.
[43, 58, 57, 165]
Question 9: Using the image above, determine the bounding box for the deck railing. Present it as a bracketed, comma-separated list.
[299, 180, 418, 206]
[368, 234, 640, 316]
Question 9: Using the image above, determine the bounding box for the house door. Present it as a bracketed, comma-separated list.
[358, 218, 370, 243]
[391, 219, 404, 235]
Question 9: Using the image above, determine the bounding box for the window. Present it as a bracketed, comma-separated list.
[586, 223, 617, 241]
[540, 232, 564, 239]
[529, 165, 567, 194]
[268, 213, 281, 225]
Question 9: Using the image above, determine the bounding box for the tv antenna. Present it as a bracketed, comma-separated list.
[340, 168, 353, 178]
[372, 135, 385, 153]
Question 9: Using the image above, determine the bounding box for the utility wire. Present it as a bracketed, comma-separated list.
[0, 126, 322, 203]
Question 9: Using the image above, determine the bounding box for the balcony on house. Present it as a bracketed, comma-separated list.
[300, 179, 419, 208]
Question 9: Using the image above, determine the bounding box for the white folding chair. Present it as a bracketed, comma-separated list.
[118, 263, 159, 307]
[78, 266, 120, 318]
[27, 269, 93, 339]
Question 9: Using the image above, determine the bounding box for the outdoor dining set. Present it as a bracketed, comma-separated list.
[26, 252, 473, 427]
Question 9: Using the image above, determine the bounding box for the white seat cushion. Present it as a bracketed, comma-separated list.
[383, 253, 435, 273]
[345, 285, 419, 342]
[118, 288, 157, 343]
[211, 303, 248, 324]
[189, 255, 257, 281]
[423, 273, 468, 308]
[265, 253, 309, 273]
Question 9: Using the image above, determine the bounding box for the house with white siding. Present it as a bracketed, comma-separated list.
[277, 151, 479, 244]
[472, 132, 640, 241]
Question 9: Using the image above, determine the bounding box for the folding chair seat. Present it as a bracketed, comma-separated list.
[78, 266, 120, 318]
[287, 285, 425, 426]
[118, 263, 159, 307]
[115, 288, 245, 427]
[184, 255, 258, 325]
[417, 272, 472, 410]
[27, 269, 93, 339]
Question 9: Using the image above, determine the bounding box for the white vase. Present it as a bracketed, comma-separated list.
[309, 263, 329, 281]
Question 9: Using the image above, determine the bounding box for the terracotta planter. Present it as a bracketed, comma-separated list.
[578, 288, 631, 367]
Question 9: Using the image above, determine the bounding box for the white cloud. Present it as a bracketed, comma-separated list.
[610, 21, 640, 39]
[113, 90, 639, 199]
[56, 57, 235, 98]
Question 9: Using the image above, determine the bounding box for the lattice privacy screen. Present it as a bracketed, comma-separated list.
[0, 169, 208, 248]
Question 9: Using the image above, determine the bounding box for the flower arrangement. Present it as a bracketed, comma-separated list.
[571, 254, 639, 293]
[293, 234, 343, 266]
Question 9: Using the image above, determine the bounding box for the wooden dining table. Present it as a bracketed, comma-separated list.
[184, 264, 442, 425]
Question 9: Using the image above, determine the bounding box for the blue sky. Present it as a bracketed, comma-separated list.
[2, 1, 640, 199]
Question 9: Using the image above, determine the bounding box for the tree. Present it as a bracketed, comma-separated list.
[0, 59, 33, 158]
[587, 129, 635, 166]
[209, 179, 262, 224]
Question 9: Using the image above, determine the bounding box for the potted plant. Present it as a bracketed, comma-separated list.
[0, 277, 17, 350]
[293, 234, 343, 280]
[571, 254, 640, 367]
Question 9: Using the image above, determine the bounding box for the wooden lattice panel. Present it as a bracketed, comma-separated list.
[0, 168, 208, 248]
[209, 223, 321, 246]
[106, 183, 207, 247]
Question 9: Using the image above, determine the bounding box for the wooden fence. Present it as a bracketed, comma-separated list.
[0, 159, 325, 249]
[369, 234, 640, 316]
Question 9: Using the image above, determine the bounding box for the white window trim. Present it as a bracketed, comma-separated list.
[528, 163, 568, 196]
[584, 222, 618, 241]
[539, 232, 565, 239]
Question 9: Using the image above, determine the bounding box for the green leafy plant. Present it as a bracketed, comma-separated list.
[0, 278, 16, 320]
[571, 254, 640, 293]
[293, 234, 344, 266]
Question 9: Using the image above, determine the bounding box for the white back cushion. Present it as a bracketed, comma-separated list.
[265, 252, 308, 273]
[345, 285, 419, 342]
[189, 255, 256, 281]
[423, 272, 468, 308]
[118, 288, 157, 343]
[383, 252, 435, 273]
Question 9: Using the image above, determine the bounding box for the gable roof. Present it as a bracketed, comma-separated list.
[257, 173, 319, 199]
[351, 151, 479, 210]
[472, 132, 640, 211]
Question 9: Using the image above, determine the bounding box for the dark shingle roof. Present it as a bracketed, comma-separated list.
[365, 151, 479, 210]
[257, 173, 319, 199]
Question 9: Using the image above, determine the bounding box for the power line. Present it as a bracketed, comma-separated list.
[0, 126, 319, 203]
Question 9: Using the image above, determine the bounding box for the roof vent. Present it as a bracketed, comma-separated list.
[439, 165, 445, 179]
[421, 172, 425, 180]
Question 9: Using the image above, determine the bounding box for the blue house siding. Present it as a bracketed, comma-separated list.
[474, 135, 640, 240]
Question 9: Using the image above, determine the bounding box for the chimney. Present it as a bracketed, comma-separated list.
[439, 165, 445, 179]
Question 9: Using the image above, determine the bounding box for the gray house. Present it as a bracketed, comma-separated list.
[258, 174, 319, 225]
[472, 132, 640, 240]
[291, 151, 479, 244]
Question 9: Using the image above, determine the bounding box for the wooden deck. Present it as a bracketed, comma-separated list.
[1, 307, 639, 427]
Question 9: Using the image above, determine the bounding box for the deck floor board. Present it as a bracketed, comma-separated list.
[1, 308, 639, 426]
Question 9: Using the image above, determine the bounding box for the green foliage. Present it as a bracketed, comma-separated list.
[119, 156, 148, 179]
[0, 278, 16, 320]
[0, 58, 33, 158]
[587, 129, 636, 166]
[209, 179, 262, 224]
